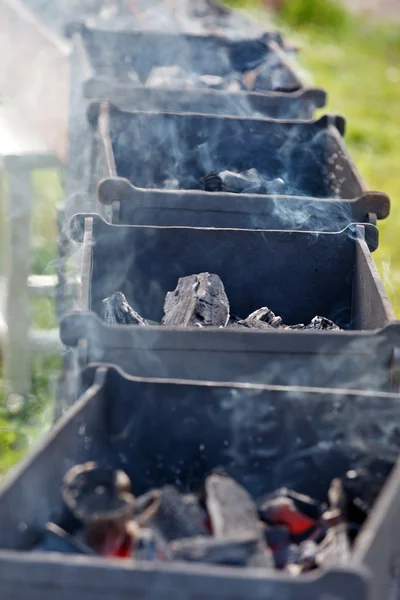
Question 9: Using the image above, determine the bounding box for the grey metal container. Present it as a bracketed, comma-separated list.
[90, 106, 359, 198]
[69, 24, 325, 120]
[3, 364, 400, 599]
[60, 216, 399, 391]
[77, 105, 390, 229]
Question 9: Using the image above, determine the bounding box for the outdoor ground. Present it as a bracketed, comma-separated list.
[0, 0, 399, 476]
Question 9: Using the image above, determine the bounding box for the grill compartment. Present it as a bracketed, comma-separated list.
[3, 365, 400, 600]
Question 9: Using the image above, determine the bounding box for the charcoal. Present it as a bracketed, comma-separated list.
[245, 307, 283, 328]
[62, 462, 134, 523]
[218, 169, 266, 194]
[307, 316, 341, 331]
[340, 463, 393, 526]
[146, 66, 190, 89]
[134, 527, 171, 561]
[285, 316, 341, 331]
[198, 75, 225, 90]
[102, 292, 148, 326]
[264, 525, 290, 550]
[169, 535, 260, 566]
[274, 544, 300, 570]
[205, 474, 261, 539]
[134, 486, 209, 542]
[201, 172, 223, 192]
[259, 496, 317, 537]
[234, 319, 274, 331]
[285, 540, 319, 575]
[316, 515, 351, 567]
[162, 272, 230, 327]
[262, 488, 326, 523]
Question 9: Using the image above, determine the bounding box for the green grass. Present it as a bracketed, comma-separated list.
[0, 169, 62, 479]
[226, 0, 400, 311]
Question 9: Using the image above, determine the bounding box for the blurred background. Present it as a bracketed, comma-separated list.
[0, 0, 399, 476]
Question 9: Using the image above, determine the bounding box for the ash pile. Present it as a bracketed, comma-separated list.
[102, 273, 341, 331]
[35, 461, 392, 574]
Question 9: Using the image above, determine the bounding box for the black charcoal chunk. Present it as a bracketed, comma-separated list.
[264, 525, 290, 549]
[286, 316, 341, 331]
[205, 474, 261, 539]
[201, 172, 223, 192]
[263, 488, 326, 523]
[102, 292, 148, 326]
[307, 316, 341, 331]
[162, 272, 230, 327]
[135, 486, 208, 542]
[245, 307, 283, 328]
[218, 169, 266, 194]
[169, 535, 260, 566]
[234, 319, 274, 331]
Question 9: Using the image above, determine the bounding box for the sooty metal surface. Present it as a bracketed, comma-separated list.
[60, 312, 400, 392]
[93, 105, 364, 199]
[70, 215, 385, 330]
[78, 26, 295, 86]
[73, 26, 324, 120]
[61, 217, 397, 391]
[96, 177, 390, 230]
[8, 366, 400, 598]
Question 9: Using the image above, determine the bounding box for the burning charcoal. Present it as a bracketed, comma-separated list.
[259, 496, 317, 537]
[62, 462, 135, 558]
[33, 522, 94, 555]
[205, 474, 261, 539]
[201, 172, 223, 192]
[262, 488, 326, 523]
[245, 307, 283, 328]
[169, 535, 260, 566]
[102, 292, 148, 326]
[162, 273, 230, 327]
[133, 486, 209, 542]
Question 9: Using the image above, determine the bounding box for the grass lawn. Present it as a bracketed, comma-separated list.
[227, 0, 400, 310]
[0, 0, 399, 475]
